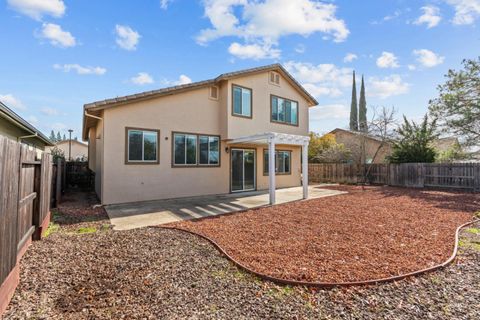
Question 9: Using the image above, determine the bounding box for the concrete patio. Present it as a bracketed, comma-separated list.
[105, 185, 345, 230]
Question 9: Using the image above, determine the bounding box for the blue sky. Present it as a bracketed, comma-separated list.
[1, 0, 479, 139]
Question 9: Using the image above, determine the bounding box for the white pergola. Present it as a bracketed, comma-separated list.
[228, 132, 310, 205]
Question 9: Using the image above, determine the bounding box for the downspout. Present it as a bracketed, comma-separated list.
[17, 132, 38, 142]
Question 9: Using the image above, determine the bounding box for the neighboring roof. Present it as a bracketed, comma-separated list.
[431, 137, 459, 152]
[84, 64, 318, 111]
[0, 101, 53, 146]
[328, 128, 389, 144]
[55, 139, 88, 147]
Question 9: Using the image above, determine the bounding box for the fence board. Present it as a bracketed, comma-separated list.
[309, 162, 480, 192]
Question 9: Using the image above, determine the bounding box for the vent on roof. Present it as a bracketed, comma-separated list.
[209, 86, 219, 100]
[269, 72, 280, 85]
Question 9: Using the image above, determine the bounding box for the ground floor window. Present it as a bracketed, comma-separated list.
[173, 132, 220, 166]
[263, 150, 291, 175]
[126, 128, 159, 163]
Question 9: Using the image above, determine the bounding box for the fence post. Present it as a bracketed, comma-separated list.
[32, 162, 41, 240]
[55, 159, 62, 207]
[475, 164, 480, 192]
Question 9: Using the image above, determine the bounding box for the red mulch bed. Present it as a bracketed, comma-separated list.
[168, 186, 479, 283]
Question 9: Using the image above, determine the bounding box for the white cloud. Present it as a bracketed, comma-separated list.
[0, 94, 26, 111]
[115, 25, 140, 51]
[197, 0, 349, 59]
[295, 44, 306, 54]
[343, 53, 358, 63]
[414, 6, 442, 28]
[284, 61, 352, 98]
[228, 42, 280, 60]
[7, 0, 65, 20]
[40, 107, 59, 116]
[162, 74, 193, 86]
[27, 115, 38, 125]
[310, 104, 350, 121]
[445, 0, 480, 25]
[131, 72, 154, 85]
[368, 75, 410, 99]
[413, 49, 445, 67]
[408, 64, 417, 70]
[39, 23, 76, 48]
[376, 51, 399, 69]
[53, 64, 107, 75]
[160, 0, 173, 9]
[175, 75, 192, 85]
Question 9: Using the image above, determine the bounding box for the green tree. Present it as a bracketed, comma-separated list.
[359, 75, 368, 133]
[388, 115, 438, 163]
[349, 71, 358, 131]
[308, 132, 351, 163]
[435, 143, 467, 163]
[50, 146, 65, 162]
[62, 134, 66, 141]
[56, 131, 62, 141]
[429, 57, 480, 146]
[49, 130, 56, 142]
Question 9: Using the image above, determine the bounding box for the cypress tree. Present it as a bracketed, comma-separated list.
[56, 132, 62, 141]
[359, 75, 368, 133]
[349, 71, 358, 131]
[49, 130, 56, 142]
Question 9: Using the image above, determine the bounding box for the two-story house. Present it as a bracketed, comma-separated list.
[82, 64, 318, 205]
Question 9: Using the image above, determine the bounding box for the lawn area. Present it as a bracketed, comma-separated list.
[4, 187, 480, 319]
[170, 185, 478, 283]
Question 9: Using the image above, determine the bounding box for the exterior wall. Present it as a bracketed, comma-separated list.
[88, 127, 96, 171]
[225, 72, 310, 139]
[47, 141, 88, 160]
[101, 87, 229, 204]
[0, 117, 47, 155]
[333, 131, 392, 163]
[95, 70, 309, 205]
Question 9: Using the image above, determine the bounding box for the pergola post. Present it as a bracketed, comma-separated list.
[302, 141, 309, 199]
[268, 137, 276, 205]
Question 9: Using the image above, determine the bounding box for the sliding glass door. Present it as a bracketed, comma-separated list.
[231, 149, 256, 192]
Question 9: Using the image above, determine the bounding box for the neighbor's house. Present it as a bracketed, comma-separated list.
[82, 64, 318, 205]
[0, 100, 53, 155]
[329, 128, 392, 164]
[48, 139, 88, 161]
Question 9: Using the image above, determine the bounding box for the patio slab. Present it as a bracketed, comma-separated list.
[105, 185, 345, 230]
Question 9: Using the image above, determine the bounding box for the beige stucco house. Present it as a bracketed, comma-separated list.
[48, 140, 88, 161]
[82, 64, 318, 205]
[329, 128, 393, 164]
[0, 101, 53, 156]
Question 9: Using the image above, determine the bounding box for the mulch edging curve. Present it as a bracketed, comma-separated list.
[160, 219, 480, 288]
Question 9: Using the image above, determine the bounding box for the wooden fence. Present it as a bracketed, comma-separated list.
[309, 162, 480, 192]
[0, 135, 53, 314]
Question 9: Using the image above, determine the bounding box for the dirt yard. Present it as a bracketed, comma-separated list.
[170, 186, 478, 283]
[4, 187, 480, 319]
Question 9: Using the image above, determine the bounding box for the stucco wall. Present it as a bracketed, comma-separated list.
[94, 70, 308, 205]
[226, 72, 310, 139]
[334, 131, 392, 163]
[47, 141, 88, 160]
[0, 117, 47, 154]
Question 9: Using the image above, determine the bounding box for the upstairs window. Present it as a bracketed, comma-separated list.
[209, 86, 219, 100]
[271, 95, 298, 126]
[126, 128, 159, 163]
[263, 150, 291, 175]
[232, 84, 252, 118]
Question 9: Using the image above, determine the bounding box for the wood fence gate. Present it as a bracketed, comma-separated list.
[0, 135, 53, 314]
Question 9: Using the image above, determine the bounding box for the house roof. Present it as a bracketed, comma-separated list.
[55, 139, 88, 147]
[328, 128, 389, 144]
[0, 101, 53, 146]
[82, 64, 319, 140]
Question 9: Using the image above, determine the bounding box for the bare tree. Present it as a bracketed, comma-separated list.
[361, 106, 397, 183]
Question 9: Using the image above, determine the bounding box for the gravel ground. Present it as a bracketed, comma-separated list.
[170, 186, 477, 283]
[4, 189, 480, 319]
